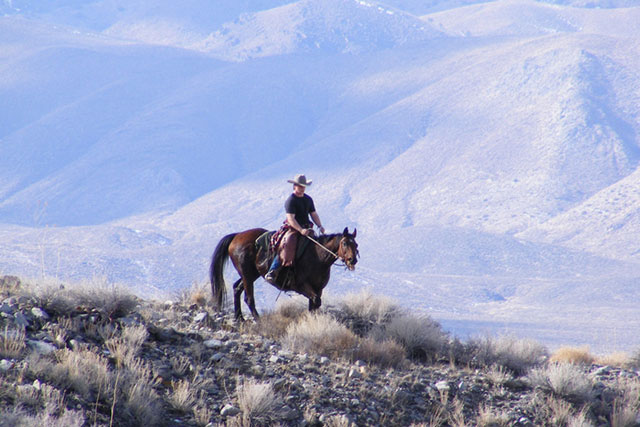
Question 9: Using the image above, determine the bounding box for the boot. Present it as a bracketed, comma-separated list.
[265, 255, 281, 284]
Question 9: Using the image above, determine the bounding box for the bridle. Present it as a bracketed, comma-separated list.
[305, 234, 358, 269]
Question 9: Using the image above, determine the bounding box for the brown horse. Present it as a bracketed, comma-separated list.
[210, 227, 358, 320]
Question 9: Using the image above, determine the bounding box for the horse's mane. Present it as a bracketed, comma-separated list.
[317, 233, 342, 245]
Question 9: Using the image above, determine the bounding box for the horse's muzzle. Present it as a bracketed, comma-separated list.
[346, 258, 357, 270]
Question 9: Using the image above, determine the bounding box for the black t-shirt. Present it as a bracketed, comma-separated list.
[285, 193, 315, 227]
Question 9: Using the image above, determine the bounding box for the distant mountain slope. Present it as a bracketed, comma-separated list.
[198, 0, 443, 61]
[519, 167, 640, 261]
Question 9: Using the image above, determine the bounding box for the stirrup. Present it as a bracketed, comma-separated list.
[265, 269, 278, 283]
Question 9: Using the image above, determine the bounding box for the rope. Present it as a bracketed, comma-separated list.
[305, 234, 340, 259]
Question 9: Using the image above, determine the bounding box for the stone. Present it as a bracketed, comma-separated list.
[14, 312, 30, 328]
[31, 307, 49, 320]
[203, 339, 223, 349]
[194, 312, 208, 323]
[435, 381, 450, 392]
[0, 359, 14, 371]
[220, 404, 240, 417]
[0, 303, 15, 315]
[27, 340, 57, 355]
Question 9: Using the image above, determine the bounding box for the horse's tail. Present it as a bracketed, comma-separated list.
[210, 233, 237, 311]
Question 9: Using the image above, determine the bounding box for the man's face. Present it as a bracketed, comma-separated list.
[293, 184, 305, 195]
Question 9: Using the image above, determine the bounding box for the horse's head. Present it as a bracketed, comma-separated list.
[338, 227, 359, 271]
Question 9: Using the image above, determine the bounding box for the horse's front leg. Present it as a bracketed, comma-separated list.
[300, 284, 322, 311]
[308, 295, 321, 311]
[232, 279, 244, 321]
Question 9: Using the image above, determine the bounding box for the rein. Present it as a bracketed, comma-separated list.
[305, 235, 339, 259]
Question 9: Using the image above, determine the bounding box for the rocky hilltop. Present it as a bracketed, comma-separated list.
[1, 275, 639, 426]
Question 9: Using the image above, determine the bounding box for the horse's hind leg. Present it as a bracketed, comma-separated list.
[232, 279, 244, 321]
[242, 278, 260, 320]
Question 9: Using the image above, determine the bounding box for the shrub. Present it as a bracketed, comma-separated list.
[467, 335, 548, 374]
[282, 313, 358, 358]
[252, 297, 307, 340]
[610, 377, 640, 427]
[353, 336, 406, 368]
[169, 379, 197, 413]
[550, 346, 594, 365]
[235, 377, 282, 426]
[528, 362, 593, 401]
[0, 325, 26, 359]
[178, 281, 211, 307]
[105, 325, 148, 368]
[371, 314, 448, 361]
[476, 404, 511, 426]
[28, 350, 112, 399]
[338, 290, 401, 334]
[596, 352, 630, 368]
[22, 277, 139, 319]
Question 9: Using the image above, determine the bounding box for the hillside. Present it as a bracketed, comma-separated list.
[1, 0, 640, 354]
[2, 276, 640, 426]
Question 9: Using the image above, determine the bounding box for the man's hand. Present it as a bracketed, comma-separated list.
[318, 226, 325, 234]
[301, 228, 313, 236]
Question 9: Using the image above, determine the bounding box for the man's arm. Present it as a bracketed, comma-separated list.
[286, 213, 313, 236]
[310, 212, 325, 234]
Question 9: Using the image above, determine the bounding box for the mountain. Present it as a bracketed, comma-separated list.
[1, 0, 640, 352]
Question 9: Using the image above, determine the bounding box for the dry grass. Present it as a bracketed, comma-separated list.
[550, 346, 594, 365]
[27, 349, 113, 399]
[476, 404, 511, 426]
[282, 312, 358, 358]
[610, 377, 640, 427]
[353, 336, 406, 368]
[17, 277, 139, 319]
[371, 313, 449, 361]
[105, 324, 148, 368]
[339, 289, 401, 325]
[0, 405, 86, 427]
[251, 297, 308, 340]
[596, 352, 630, 368]
[123, 380, 162, 426]
[486, 364, 513, 387]
[469, 335, 548, 374]
[169, 379, 197, 413]
[528, 362, 593, 401]
[178, 281, 211, 307]
[0, 325, 26, 359]
[234, 377, 282, 426]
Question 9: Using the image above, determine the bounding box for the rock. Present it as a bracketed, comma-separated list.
[0, 359, 14, 371]
[194, 312, 208, 323]
[27, 340, 57, 355]
[220, 404, 240, 417]
[0, 303, 15, 315]
[31, 307, 49, 320]
[204, 339, 224, 349]
[435, 381, 450, 392]
[594, 366, 611, 376]
[13, 312, 30, 328]
[269, 355, 280, 363]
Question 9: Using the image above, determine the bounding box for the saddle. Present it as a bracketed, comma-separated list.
[255, 230, 311, 261]
[255, 230, 311, 290]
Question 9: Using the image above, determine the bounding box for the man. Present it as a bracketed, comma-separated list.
[265, 174, 325, 283]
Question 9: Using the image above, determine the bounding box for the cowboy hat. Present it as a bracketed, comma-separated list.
[287, 174, 312, 187]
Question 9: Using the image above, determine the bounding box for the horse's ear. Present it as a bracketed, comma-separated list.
[343, 227, 349, 236]
[353, 228, 356, 238]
